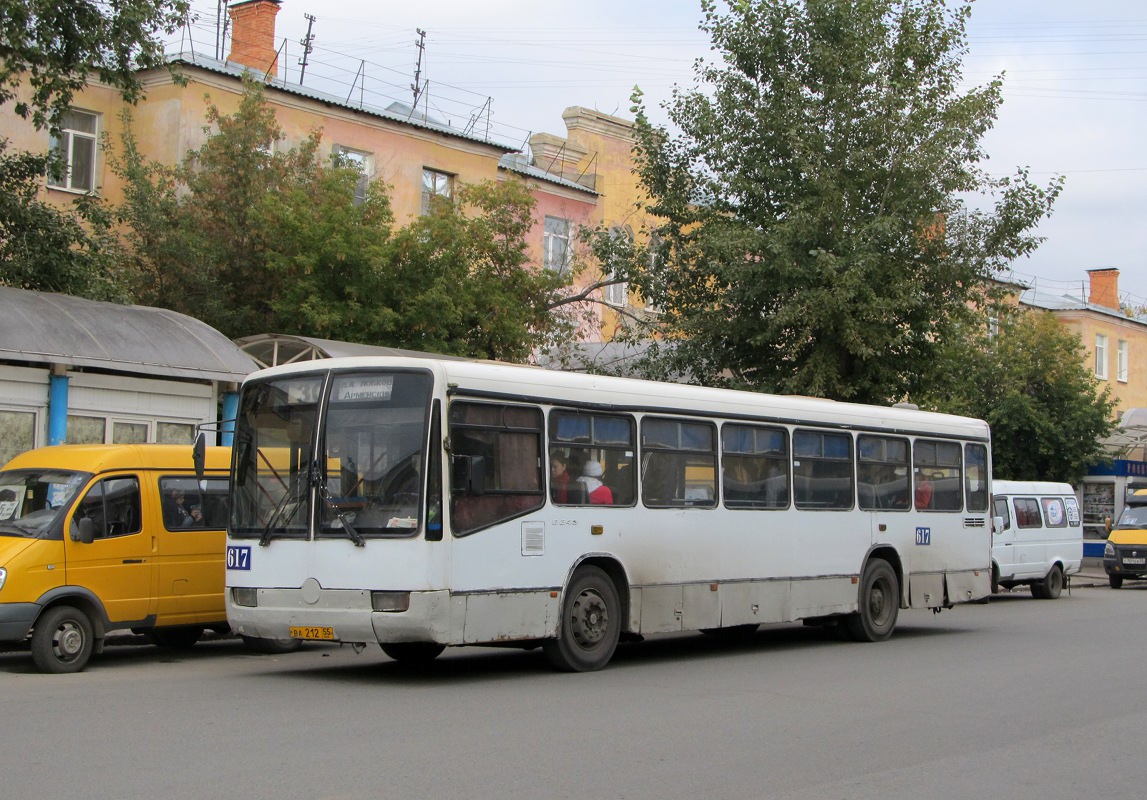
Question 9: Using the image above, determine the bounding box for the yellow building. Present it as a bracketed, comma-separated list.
[1018, 268, 1147, 539]
[1021, 268, 1147, 417]
[1, 0, 659, 348]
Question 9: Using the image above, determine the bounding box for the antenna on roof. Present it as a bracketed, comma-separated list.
[299, 13, 316, 84]
[412, 29, 427, 110]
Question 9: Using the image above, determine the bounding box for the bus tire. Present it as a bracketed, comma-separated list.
[543, 566, 621, 672]
[31, 605, 94, 674]
[1032, 565, 1063, 600]
[844, 559, 898, 643]
[1110, 574, 1124, 589]
[381, 642, 446, 664]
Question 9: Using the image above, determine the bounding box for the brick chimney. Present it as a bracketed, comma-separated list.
[1087, 268, 1120, 310]
[227, 0, 282, 76]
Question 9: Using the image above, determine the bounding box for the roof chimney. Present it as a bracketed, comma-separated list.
[1087, 268, 1120, 310]
[227, 0, 282, 76]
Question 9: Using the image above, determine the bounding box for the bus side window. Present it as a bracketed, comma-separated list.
[640, 418, 717, 508]
[549, 410, 636, 508]
[793, 429, 853, 510]
[449, 402, 544, 535]
[722, 424, 790, 510]
[913, 439, 962, 512]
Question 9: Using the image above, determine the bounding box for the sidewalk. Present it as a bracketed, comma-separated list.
[1073, 556, 1108, 588]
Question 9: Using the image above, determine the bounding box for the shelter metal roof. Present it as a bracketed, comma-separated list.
[0, 287, 256, 382]
[235, 333, 467, 369]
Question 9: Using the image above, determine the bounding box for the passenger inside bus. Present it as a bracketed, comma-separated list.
[915, 473, 933, 509]
[577, 461, 614, 504]
[550, 455, 571, 504]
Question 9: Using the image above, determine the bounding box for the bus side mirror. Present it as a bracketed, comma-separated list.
[193, 433, 206, 483]
[1105, 516, 1113, 535]
[451, 455, 486, 496]
[74, 517, 94, 544]
[992, 516, 1004, 534]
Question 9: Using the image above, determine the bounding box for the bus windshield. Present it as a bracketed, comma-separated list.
[230, 370, 433, 541]
[1115, 503, 1147, 530]
[0, 469, 90, 539]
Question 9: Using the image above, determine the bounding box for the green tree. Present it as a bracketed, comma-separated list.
[0, 0, 189, 130]
[114, 81, 578, 358]
[0, 0, 188, 300]
[916, 308, 1115, 484]
[0, 141, 129, 300]
[627, 0, 1061, 402]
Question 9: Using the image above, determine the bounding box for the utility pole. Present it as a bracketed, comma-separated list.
[215, 0, 224, 60]
[299, 13, 316, 84]
[411, 29, 426, 111]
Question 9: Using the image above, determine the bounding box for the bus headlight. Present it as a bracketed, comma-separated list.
[0, 567, 6, 591]
[371, 591, 410, 612]
[231, 587, 258, 607]
[1104, 541, 1116, 559]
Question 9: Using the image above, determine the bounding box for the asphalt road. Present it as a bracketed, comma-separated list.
[1, 582, 1143, 800]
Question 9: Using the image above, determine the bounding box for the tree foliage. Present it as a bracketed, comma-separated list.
[113, 81, 577, 357]
[0, 0, 190, 130]
[0, 141, 129, 300]
[916, 308, 1115, 484]
[627, 0, 1062, 403]
[0, 0, 188, 300]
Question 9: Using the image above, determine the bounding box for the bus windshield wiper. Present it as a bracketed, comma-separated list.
[259, 473, 308, 547]
[316, 476, 365, 547]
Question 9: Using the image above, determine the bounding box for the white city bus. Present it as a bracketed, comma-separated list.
[224, 356, 992, 671]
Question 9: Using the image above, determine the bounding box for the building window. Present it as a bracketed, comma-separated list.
[333, 145, 372, 205]
[1095, 334, 1108, 379]
[420, 168, 454, 214]
[643, 233, 663, 314]
[157, 422, 196, 444]
[0, 409, 37, 467]
[66, 415, 106, 444]
[543, 216, 571, 273]
[47, 109, 98, 193]
[1117, 339, 1128, 383]
[112, 421, 149, 444]
[604, 226, 631, 307]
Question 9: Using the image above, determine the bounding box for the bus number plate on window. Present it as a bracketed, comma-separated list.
[226, 546, 251, 570]
[290, 626, 336, 641]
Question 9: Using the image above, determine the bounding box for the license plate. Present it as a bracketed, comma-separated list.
[289, 626, 335, 640]
[1123, 557, 1146, 566]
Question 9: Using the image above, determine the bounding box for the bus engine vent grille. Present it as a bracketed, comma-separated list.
[963, 517, 985, 528]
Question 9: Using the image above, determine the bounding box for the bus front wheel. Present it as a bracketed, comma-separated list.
[381, 642, 445, 664]
[31, 605, 94, 674]
[845, 559, 899, 643]
[544, 566, 621, 672]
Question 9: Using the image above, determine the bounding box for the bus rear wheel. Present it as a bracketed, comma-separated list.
[1031, 565, 1063, 600]
[381, 642, 445, 664]
[845, 559, 899, 643]
[544, 566, 621, 672]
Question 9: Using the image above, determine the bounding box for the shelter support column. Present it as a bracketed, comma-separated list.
[47, 363, 69, 446]
[221, 383, 239, 447]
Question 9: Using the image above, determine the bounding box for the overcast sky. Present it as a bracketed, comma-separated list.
[178, 0, 1147, 305]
